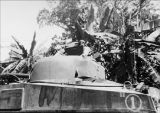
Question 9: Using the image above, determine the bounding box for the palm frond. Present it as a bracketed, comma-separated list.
[10, 56, 22, 61]
[10, 43, 19, 49]
[9, 50, 23, 60]
[11, 36, 28, 58]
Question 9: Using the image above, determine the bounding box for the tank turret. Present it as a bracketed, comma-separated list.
[0, 56, 157, 113]
[30, 56, 105, 83]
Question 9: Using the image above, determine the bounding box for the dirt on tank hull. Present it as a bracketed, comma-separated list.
[0, 56, 157, 113]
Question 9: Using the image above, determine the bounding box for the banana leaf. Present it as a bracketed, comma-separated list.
[29, 32, 36, 56]
[138, 48, 160, 83]
[13, 59, 28, 73]
[1, 61, 19, 74]
[145, 28, 160, 42]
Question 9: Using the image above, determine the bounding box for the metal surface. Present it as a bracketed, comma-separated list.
[0, 83, 157, 113]
[0, 88, 23, 110]
[30, 56, 105, 83]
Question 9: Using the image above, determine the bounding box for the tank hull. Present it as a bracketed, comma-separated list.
[0, 83, 157, 113]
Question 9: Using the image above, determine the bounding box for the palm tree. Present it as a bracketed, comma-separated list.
[1, 32, 37, 74]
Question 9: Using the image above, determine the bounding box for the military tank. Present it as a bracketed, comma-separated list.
[0, 55, 157, 113]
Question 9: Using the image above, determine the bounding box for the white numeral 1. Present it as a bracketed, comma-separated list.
[131, 97, 136, 109]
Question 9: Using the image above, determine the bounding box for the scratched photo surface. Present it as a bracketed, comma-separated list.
[0, 0, 160, 113]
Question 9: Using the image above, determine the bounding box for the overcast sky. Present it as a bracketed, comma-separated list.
[0, 0, 64, 61]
